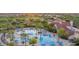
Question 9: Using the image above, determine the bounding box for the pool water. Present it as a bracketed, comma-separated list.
[14, 28, 64, 46]
[39, 34, 58, 46]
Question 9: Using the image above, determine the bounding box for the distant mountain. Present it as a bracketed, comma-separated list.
[0, 13, 22, 16]
[0, 13, 79, 16]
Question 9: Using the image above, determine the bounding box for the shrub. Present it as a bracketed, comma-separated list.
[57, 28, 69, 39]
[73, 38, 79, 46]
[7, 42, 14, 46]
[29, 38, 37, 46]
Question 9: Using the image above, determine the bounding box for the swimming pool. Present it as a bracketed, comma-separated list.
[14, 28, 63, 46]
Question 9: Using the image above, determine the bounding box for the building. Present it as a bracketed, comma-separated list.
[53, 19, 74, 35]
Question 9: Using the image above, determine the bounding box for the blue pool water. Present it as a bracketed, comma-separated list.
[14, 29, 64, 46]
[39, 34, 57, 46]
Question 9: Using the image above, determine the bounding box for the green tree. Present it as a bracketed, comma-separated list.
[7, 30, 15, 41]
[57, 28, 69, 39]
[59, 15, 73, 21]
[73, 17, 79, 28]
[29, 38, 37, 46]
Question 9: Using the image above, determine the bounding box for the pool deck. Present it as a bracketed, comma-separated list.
[59, 39, 74, 46]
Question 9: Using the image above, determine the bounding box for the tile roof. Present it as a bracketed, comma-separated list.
[53, 20, 74, 35]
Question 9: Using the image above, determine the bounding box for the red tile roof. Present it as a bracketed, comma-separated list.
[53, 20, 74, 35]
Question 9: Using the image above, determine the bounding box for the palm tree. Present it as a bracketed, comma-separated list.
[21, 31, 28, 45]
[8, 30, 15, 41]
